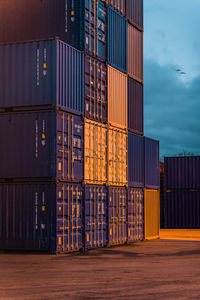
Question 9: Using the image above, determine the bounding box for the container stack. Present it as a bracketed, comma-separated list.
[0, 0, 160, 253]
[164, 156, 200, 228]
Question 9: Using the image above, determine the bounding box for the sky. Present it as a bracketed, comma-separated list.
[144, 0, 200, 159]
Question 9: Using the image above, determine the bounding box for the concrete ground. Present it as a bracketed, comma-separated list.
[160, 229, 200, 241]
[0, 235, 200, 299]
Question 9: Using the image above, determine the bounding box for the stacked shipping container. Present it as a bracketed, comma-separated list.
[164, 156, 200, 228]
[0, 0, 160, 253]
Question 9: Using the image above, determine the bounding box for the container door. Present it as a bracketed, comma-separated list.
[85, 55, 107, 123]
[85, 185, 107, 249]
[128, 189, 144, 242]
[109, 187, 127, 245]
[107, 127, 127, 186]
[57, 184, 83, 253]
[57, 112, 83, 182]
[84, 120, 107, 184]
[85, 0, 106, 60]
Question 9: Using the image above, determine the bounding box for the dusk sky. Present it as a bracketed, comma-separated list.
[144, 0, 200, 159]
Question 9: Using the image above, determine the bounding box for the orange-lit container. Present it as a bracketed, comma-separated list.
[144, 189, 160, 240]
[108, 65, 127, 130]
[127, 24, 143, 83]
[84, 119, 107, 184]
[107, 126, 127, 186]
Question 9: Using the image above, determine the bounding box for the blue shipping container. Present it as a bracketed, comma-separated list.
[0, 109, 83, 181]
[0, 40, 84, 112]
[145, 137, 160, 189]
[128, 188, 144, 242]
[0, 182, 83, 253]
[108, 186, 127, 245]
[84, 185, 107, 249]
[107, 7, 127, 73]
[128, 132, 144, 188]
[164, 156, 200, 190]
[0, 0, 106, 60]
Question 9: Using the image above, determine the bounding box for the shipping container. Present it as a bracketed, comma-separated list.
[102, 0, 126, 15]
[160, 162, 165, 228]
[0, 0, 106, 59]
[85, 55, 107, 123]
[164, 190, 200, 229]
[145, 137, 160, 189]
[144, 189, 160, 240]
[0, 182, 83, 253]
[108, 186, 127, 245]
[128, 188, 144, 242]
[84, 119, 107, 184]
[108, 126, 127, 186]
[84, 185, 107, 249]
[126, 0, 143, 30]
[128, 77, 144, 135]
[164, 156, 200, 190]
[0, 109, 83, 181]
[127, 24, 143, 83]
[108, 65, 127, 129]
[84, 0, 106, 59]
[107, 7, 127, 73]
[0, 40, 84, 112]
[128, 132, 144, 188]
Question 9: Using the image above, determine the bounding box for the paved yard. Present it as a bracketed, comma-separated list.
[0, 239, 200, 299]
[160, 229, 200, 241]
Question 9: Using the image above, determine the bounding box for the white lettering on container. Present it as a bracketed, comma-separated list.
[36, 49, 40, 86]
[35, 120, 39, 158]
[35, 192, 38, 230]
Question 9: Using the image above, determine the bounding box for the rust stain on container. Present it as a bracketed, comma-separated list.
[127, 24, 143, 83]
[84, 119, 107, 184]
[144, 189, 160, 240]
[108, 65, 127, 130]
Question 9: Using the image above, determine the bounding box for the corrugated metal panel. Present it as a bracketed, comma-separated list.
[126, 0, 143, 30]
[0, 40, 84, 113]
[144, 189, 160, 240]
[0, 182, 83, 253]
[145, 137, 160, 189]
[57, 183, 83, 253]
[128, 132, 144, 188]
[108, 186, 127, 245]
[84, 119, 107, 184]
[107, 7, 127, 73]
[108, 65, 127, 129]
[164, 190, 200, 229]
[102, 0, 126, 15]
[128, 188, 144, 242]
[128, 77, 144, 135]
[0, 182, 56, 252]
[0, 109, 83, 181]
[108, 126, 127, 186]
[164, 156, 200, 190]
[127, 24, 143, 83]
[85, 0, 106, 60]
[84, 185, 107, 249]
[85, 55, 107, 123]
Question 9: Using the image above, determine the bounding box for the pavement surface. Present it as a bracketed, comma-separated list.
[0, 238, 200, 299]
[160, 229, 200, 241]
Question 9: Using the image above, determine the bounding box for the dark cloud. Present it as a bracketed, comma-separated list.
[144, 59, 200, 159]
